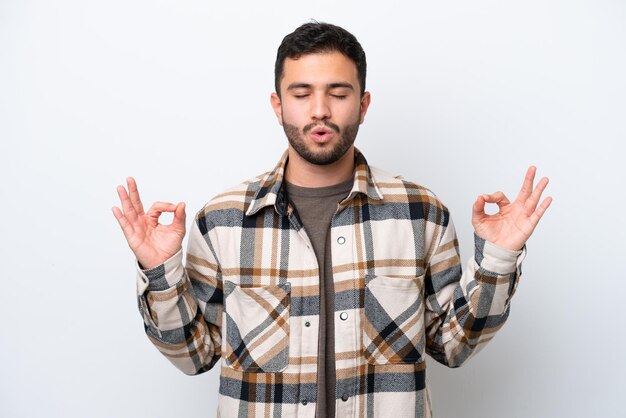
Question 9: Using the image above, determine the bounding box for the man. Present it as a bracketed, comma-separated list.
[113, 22, 551, 418]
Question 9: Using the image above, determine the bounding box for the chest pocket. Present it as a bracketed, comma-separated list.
[223, 281, 291, 372]
[362, 274, 425, 364]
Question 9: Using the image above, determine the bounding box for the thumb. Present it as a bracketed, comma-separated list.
[472, 195, 486, 220]
[173, 202, 186, 230]
[472, 195, 488, 227]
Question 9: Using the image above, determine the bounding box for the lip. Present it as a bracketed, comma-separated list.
[309, 126, 334, 143]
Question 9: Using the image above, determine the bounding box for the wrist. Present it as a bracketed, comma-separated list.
[137, 248, 182, 271]
[136, 248, 185, 293]
[473, 231, 524, 252]
[474, 233, 524, 273]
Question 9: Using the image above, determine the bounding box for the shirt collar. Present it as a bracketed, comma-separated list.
[245, 147, 383, 217]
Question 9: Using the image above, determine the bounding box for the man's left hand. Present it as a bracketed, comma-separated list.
[472, 166, 552, 251]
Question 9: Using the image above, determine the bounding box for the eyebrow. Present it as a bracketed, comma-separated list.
[328, 82, 354, 90]
[286, 82, 355, 91]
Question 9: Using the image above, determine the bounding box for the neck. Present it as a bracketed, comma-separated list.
[285, 146, 355, 188]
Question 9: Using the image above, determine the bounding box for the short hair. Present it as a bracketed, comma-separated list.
[274, 22, 367, 96]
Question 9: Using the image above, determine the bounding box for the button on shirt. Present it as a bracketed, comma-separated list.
[284, 177, 353, 418]
[136, 148, 525, 418]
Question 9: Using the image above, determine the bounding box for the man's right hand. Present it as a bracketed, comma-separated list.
[112, 177, 186, 270]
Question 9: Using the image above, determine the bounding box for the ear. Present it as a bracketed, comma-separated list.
[270, 92, 283, 126]
[359, 91, 371, 124]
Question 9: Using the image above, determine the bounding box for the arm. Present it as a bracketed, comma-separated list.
[136, 214, 222, 375]
[424, 166, 551, 367]
[112, 177, 221, 374]
[423, 214, 524, 367]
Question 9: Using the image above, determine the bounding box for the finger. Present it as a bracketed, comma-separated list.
[472, 194, 487, 221]
[172, 202, 187, 231]
[127, 177, 145, 216]
[147, 201, 178, 214]
[117, 185, 138, 222]
[482, 191, 511, 208]
[524, 176, 549, 214]
[529, 196, 552, 227]
[147, 201, 178, 224]
[515, 166, 536, 203]
[112, 206, 135, 238]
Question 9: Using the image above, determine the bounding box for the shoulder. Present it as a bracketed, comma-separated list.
[369, 165, 448, 212]
[194, 171, 270, 224]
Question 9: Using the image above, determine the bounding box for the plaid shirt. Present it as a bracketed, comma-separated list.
[136, 149, 524, 418]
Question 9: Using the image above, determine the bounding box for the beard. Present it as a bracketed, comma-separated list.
[282, 114, 361, 166]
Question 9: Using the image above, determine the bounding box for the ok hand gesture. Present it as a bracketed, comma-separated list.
[112, 177, 186, 269]
[472, 166, 552, 251]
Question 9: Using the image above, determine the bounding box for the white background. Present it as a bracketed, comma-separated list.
[1, 1, 625, 417]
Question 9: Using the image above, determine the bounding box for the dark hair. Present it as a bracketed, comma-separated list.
[274, 22, 367, 96]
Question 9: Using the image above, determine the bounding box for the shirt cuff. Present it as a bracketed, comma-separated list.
[136, 249, 185, 295]
[474, 233, 526, 274]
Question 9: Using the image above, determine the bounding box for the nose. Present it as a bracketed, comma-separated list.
[310, 93, 331, 120]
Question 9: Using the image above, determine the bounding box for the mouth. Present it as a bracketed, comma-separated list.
[309, 126, 335, 143]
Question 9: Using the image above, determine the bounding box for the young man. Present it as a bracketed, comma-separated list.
[113, 22, 551, 418]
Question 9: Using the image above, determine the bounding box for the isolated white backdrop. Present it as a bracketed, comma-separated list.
[1, 1, 625, 417]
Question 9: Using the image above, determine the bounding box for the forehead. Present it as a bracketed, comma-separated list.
[281, 51, 359, 87]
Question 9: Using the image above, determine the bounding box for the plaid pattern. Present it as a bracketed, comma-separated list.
[223, 281, 291, 372]
[136, 148, 525, 418]
[362, 273, 426, 364]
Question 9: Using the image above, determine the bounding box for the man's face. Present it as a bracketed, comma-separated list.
[271, 51, 371, 165]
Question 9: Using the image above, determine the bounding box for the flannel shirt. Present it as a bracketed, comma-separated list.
[136, 148, 525, 418]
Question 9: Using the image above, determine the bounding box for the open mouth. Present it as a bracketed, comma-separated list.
[310, 126, 334, 142]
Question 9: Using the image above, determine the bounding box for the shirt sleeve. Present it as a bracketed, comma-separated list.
[136, 211, 223, 375]
[423, 210, 525, 368]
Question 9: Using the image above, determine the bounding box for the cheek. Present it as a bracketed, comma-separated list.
[337, 102, 362, 124]
[280, 104, 305, 125]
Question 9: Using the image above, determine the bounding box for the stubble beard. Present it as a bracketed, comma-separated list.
[282, 113, 361, 166]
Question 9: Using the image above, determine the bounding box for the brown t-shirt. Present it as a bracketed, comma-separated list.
[284, 178, 353, 418]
